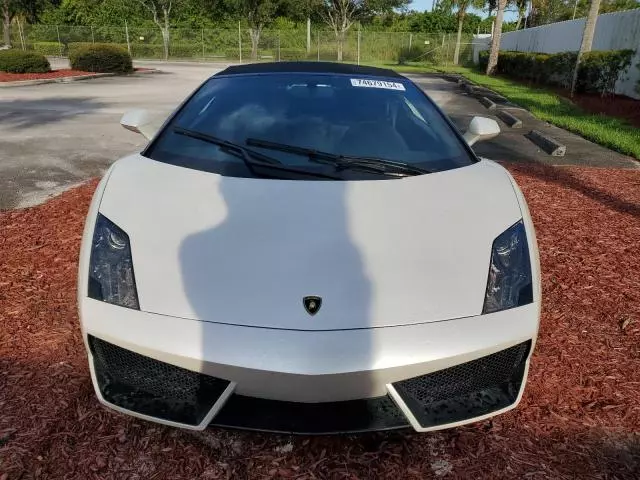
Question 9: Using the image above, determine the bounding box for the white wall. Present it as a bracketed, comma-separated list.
[472, 34, 492, 64]
[474, 9, 640, 98]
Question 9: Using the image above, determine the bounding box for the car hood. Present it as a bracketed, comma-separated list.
[98, 155, 522, 330]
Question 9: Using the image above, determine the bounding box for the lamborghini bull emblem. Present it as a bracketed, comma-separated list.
[303, 296, 322, 316]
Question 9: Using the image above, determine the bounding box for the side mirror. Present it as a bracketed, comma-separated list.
[463, 116, 500, 146]
[120, 109, 160, 141]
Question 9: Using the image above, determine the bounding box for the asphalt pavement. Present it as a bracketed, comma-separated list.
[0, 61, 226, 210]
[0, 62, 637, 210]
[405, 74, 639, 170]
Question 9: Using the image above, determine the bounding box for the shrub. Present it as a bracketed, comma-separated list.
[493, 51, 551, 83]
[544, 51, 576, 89]
[397, 45, 425, 64]
[223, 48, 284, 61]
[169, 44, 198, 58]
[31, 41, 63, 56]
[67, 42, 129, 57]
[70, 44, 133, 73]
[485, 49, 634, 95]
[311, 48, 356, 62]
[130, 44, 164, 59]
[67, 42, 95, 57]
[0, 50, 50, 73]
[278, 48, 307, 61]
[478, 50, 489, 70]
[579, 50, 634, 95]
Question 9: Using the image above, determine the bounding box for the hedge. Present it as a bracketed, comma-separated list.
[579, 50, 634, 95]
[278, 48, 307, 61]
[0, 50, 51, 73]
[31, 41, 63, 56]
[397, 45, 443, 65]
[67, 42, 129, 56]
[478, 49, 634, 95]
[70, 44, 133, 73]
[130, 44, 164, 59]
[170, 44, 202, 58]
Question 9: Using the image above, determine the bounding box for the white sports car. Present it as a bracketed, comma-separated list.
[78, 62, 540, 434]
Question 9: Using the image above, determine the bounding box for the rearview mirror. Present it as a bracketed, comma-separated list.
[120, 109, 160, 141]
[463, 116, 500, 146]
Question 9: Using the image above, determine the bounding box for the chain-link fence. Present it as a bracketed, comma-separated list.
[1, 23, 479, 66]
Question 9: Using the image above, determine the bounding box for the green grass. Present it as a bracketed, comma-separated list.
[362, 61, 446, 74]
[366, 63, 440, 73]
[384, 64, 640, 160]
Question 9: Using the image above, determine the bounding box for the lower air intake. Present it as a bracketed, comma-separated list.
[393, 341, 531, 428]
[212, 394, 409, 434]
[89, 336, 230, 426]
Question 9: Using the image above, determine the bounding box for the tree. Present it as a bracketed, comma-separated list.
[514, 0, 527, 29]
[2, 0, 51, 47]
[320, 0, 409, 62]
[278, 0, 322, 53]
[452, 0, 484, 65]
[526, 0, 637, 26]
[1, 0, 10, 45]
[134, 0, 178, 60]
[565, 0, 636, 19]
[408, 10, 456, 32]
[485, 0, 507, 74]
[228, 0, 280, 60]
[570, 0, 600, 95]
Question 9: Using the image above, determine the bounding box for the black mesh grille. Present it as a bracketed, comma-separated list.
[89, 336, 230, 426]
[393, 341, 531, 428]
[212, 394, 409, 434]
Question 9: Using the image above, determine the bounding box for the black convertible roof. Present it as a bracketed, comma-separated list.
[216, 61, 402, 78]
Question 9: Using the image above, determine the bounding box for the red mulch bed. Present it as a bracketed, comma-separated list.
[0, 68, 151, 82]
[564, 91, 640, 128]
[1, 164, 639, 479]
[0, 69, 95, 82]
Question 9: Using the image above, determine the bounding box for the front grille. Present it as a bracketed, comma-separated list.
[393, 341, 531, 428]
[212, 394, 409, 434]
[89, 336, 230, 426]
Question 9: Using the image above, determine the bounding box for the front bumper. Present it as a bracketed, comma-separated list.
[81, 299, 539, 433]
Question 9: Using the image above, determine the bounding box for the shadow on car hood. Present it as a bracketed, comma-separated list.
[98, 155, 522, 330]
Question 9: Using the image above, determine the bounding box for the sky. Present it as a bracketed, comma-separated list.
[410, 0, 437, 10]
[409, 0, 519, 21]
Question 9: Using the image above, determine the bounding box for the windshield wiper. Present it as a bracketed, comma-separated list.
[173, 127, 340, 179]
[246, 138, 434, 177]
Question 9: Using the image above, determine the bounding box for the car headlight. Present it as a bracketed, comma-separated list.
[482, 220, 533, 314]
[88, 214, 139, 309]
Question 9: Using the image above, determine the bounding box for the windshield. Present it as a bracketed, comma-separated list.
[145, 72, 476, 180]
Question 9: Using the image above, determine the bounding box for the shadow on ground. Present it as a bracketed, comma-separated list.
[0, 97, 107, 130]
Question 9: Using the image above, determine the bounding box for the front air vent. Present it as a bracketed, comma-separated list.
[393, 341, 531, 428]
[89, 336, 230, 426]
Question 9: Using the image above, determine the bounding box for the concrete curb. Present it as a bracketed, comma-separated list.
[496, 110, 523, 128]
[131, 68, 164, 75]
[479, 96, 497, 110]
[527, 130, 567, 156]
[439, 73, 462, 83]
[462, 83, 476, 94]
[0, 72, 114, 88]
[0, 68, 161, 88]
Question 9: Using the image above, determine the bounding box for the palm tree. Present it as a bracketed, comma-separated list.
[2, 0, 13, 47]
[570, 0, 601, 96]
[452, 0, 471, 65]
[515, 0, 527, 30]
[486, 0, 508, 75]
[452, 0, 485, 65]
